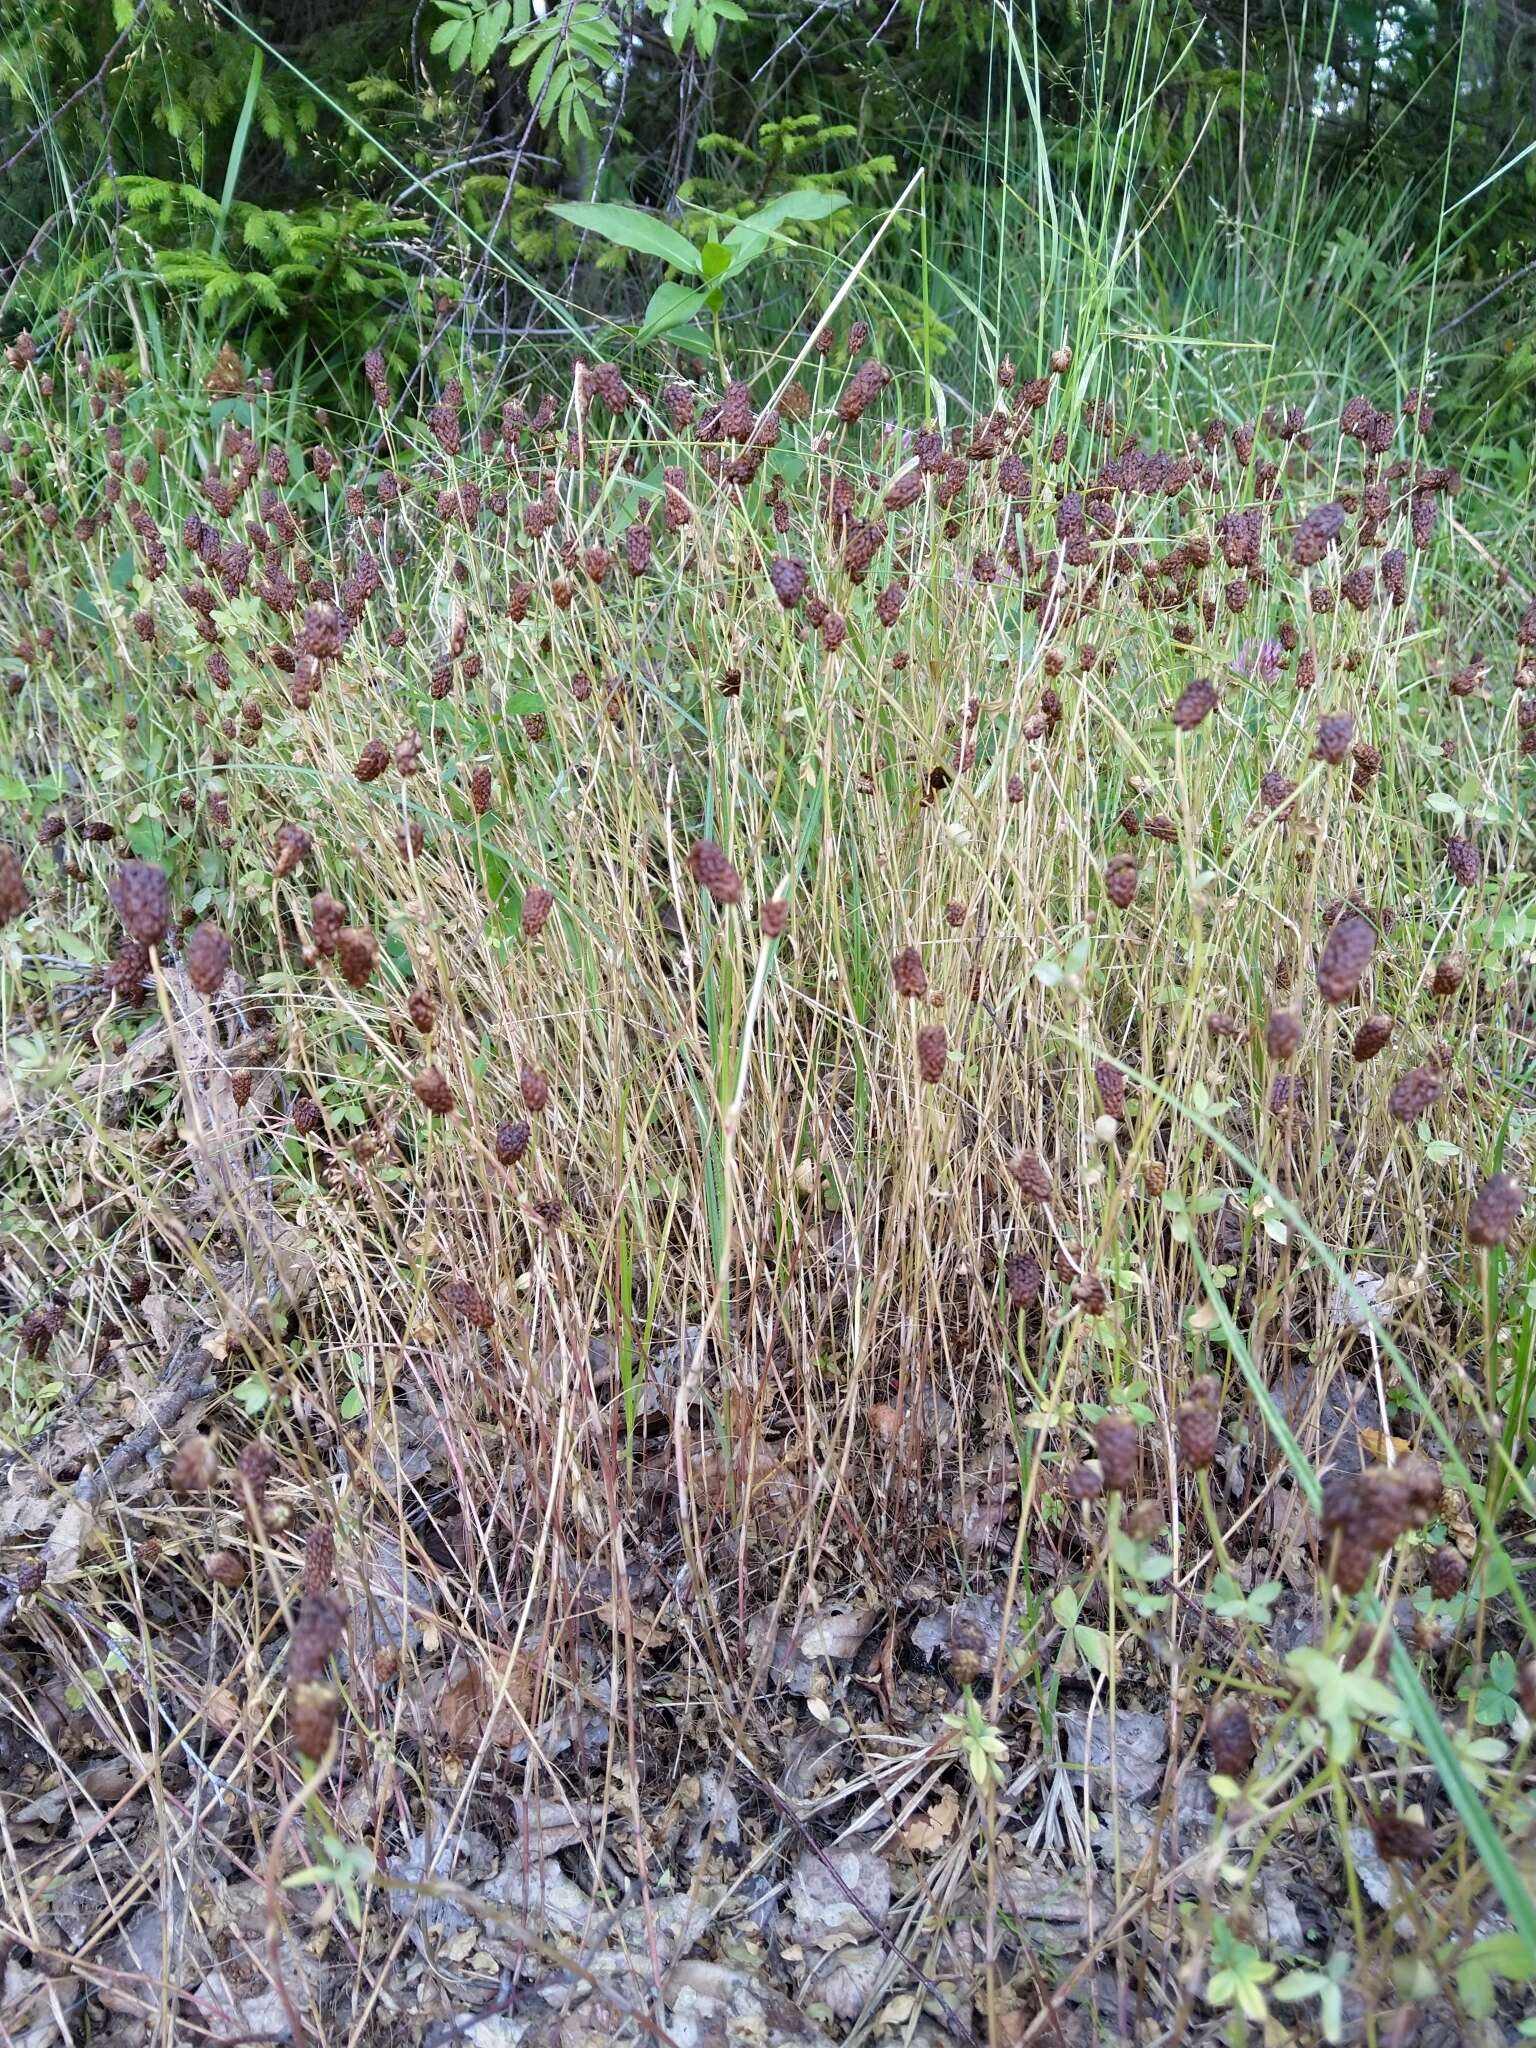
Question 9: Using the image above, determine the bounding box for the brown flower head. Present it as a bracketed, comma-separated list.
[184, 922, 231, 996]
[689, 839, 743, 907]
[1095, 1415, 1139, 1493]
[337, 927, 377, 990]
[110, 860, 171, 945]
[1388, 1066, 1441, 1123]
[892, 946, 927, 998]
[1010, 1150, 1052, 1205]
[495, 1119, 530, 1166]
[1316, 913, 1375, 1004]
[1351, 1011, 1394, 1062]
[1265, 1010, 1302, 1060]
[0, 843, 28, 924]
[916, 1023, 948, 1083]
[1467, 1171, 1525, 1249]
[521, 884, 555, 938]
[413, 1066, 455, 1114]
[1176, 1375, 1222, 1471]
[1104, 853, 1138, 909]
[1171, 677, 1217, 730]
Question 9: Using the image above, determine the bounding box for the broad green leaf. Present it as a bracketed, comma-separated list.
[720, 187, 849, 269]
[547, 201, 700, 272]
[725, 187, 849, 239]
[638, 280, 710, 342]
[1074, 1624, 1111, 1673]
[470, 1, 511, 72]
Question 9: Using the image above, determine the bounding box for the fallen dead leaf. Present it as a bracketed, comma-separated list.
[796, 1604, 878, 1663]
[436, 1646, 542, 1751]
[1441, 1486, 1477, 1559]
[1359, 1426, 1413, 1465]
[42, 1497, 96, 1580]
[667, 1958, 837, 2048]
[901, 1785, 959, 1854]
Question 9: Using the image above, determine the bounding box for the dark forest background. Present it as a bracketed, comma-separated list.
[1, 1, 1533, 437]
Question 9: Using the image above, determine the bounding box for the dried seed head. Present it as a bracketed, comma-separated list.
[623, 521, 652, 577]
[916, 1023, 948, 1083]
[336, 927, 378, 990]
[761, 897, 788, 938]
[303, 1522, 336, 1594]
[1388, 1065, 1441, 1123]
[104, 938, 149, 999]
[1171, 677, 1217, 730]
[1010, 1151, 1052, 1205]
[1094, 1060, 1126, 1117]
[292, 1094, 321, 1135]
[1446, 835, 1480, 888]
[495, 1119, 530, 1166]
[1071, 1269, 1108, 1315]
[1467, 1171, 1525, 1249]
[1260, 770, 1296, 812]
[1095, 1415, 1139, 1493]
[469, 763, 493, 816]
[1429, 950, 1466, 998]
[203, 1550, 247, 1589]
[311, 893, 344, 954]
[1316, 913, 1375, 1004]
[407, 989, 435, 1035]
[354, 737, 389, 782]
[1351, 1011, 1394, 1062]
[19, 1304, 64, 1359]
[110, 859, 171, 944]
[689, 838, 743, 906]
[720, 378, 755, 441]
[1315, 711, 1355, 764]
[184, 922, 231, 996]
[1175, 1374, 1222, 1470]
[521, 884, 555, 938]
[443, 1277, 495, 1330]
[413, 1065, 455, 1114]
[1265, 1010, 1302, 1061]
[1425, 1545, 1467, 1601]
[1205, 1704, 1256, 1778]
[767, 555, 808, 608]
[875, 578, 907, 627]
[287, 1676, 340, 1762]
[1370, 1812, 1437, 1867]
[892, 946, 927, 998]
[1004, 1252, 1043, 1310]
[1104, 852, 1138, 909]
[170, 1433, 220, 1494]
[0, 843, 28, 924]
[1291, 500, 1346, 567]
[520, 1065, 549, 1113]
